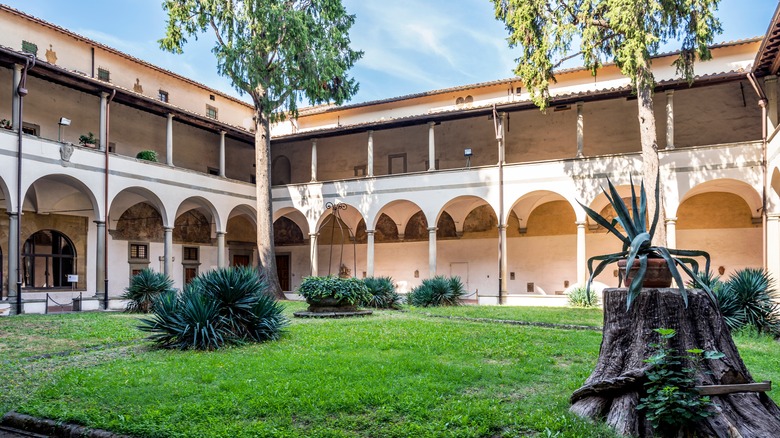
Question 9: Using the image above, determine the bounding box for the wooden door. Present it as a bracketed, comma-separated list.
[232, 255, 250, 267]
[276, 254, 290, 291]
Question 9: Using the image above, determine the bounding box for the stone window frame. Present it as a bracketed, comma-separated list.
[206, 104, 218, 120]
[128, 242, 150, 278]
[97, 67, 111, 82]
[158, 89, 169, 102]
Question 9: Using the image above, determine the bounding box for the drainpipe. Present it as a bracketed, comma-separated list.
[748, 73, 769, 269]
[103, 89, 115, 310]
[15, 54, 35, 315]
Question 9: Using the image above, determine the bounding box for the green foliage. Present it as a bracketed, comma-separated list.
[567, 287, 599, 308]
[139, 266, 287, 350]
[578, 175, 712, 308]
[721, 268, 780, 335]
[159, 0, 363, 121]
[121, 268, 174, 313]
[408, 275, 466, 307]
[297, 276, 371, 306]
[0, 118, 11, 129]
[491, 0, 722, 110]
[135, 150, 158, 162]
[637, 328, 723, 435]
[78, 132, 97, 145]
[361, 276, 404, 309]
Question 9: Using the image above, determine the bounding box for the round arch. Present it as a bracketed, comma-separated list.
[371, 199, 427, 232]
[273, 207, 309, 236]
[436, 195, 494, 237]
[109, 187, 169, 227]
[25, 174, 101, 219]
[674, 178, 762, 220]
[175, 196, 222, 232]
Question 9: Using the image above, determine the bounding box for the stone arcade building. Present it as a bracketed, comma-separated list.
[1, 4, 779, 313]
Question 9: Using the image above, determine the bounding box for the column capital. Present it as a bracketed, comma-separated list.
[767, 214, 780, 221]
[167, 113, 174, 120]
[367, 129, 374, 135]
[497, 224, 508, 230]
[163, 226, 174, 232]
[428, 121, 436, 127]
[216, 231, 226, 236]
[93, 220, 106, 226]
[309, 232, 319, 238]
[576, 100, 584, 108]
[665, 217, 678, 223]
[575, 220, 587, 227]
[665, 89, 675, 96]
[365, 229, 375, 235]
[6, 211, 19, 218]
[100, 91, 110, 99]
[427, 227, 437, 232]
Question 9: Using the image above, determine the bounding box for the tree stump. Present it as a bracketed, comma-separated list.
[570, 288, 780, 437]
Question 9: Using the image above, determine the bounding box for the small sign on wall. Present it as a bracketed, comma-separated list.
[67, 274, 79, 283]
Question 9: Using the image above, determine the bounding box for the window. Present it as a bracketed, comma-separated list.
[128, 243, 150, 278]
[209, 94, 215, 101]
[183, 247, 199, 261]
[206, 105, 218, 120]
[97, 67, 110, 82]
[250, 174, 256, 184]
[130, 243, 148, 260]
[388, 153, 407, 175]
[354, 165, 366, 177]
[158, 90, 169, 102]
[21, 40, 38, 55]
[22, 122, 39, 136]
[207, 167, 220, 176]
[22, 230, 76, 289]
[108, 142, 116, 153]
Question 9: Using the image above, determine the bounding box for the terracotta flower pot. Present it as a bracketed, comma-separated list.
[617, 257, 673, 288]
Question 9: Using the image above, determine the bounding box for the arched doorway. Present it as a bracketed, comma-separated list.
[22, 230, 76, 289]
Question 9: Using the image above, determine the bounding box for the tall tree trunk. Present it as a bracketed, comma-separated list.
[636, 67, 667, 247]
[256, 111, 285, 300]
[571, 288, 780, 437]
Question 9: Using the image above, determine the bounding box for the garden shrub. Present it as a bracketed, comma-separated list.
[361, 276, 403, 309]
[121, 268, 174, 313]
[408, 275, 466, 307]
[722, 268, 779, 335]
[297, 276, 371, 305]
[139, 266, 287, 350]
[567, 286, 599, 308]
[136, 150, 158, 162]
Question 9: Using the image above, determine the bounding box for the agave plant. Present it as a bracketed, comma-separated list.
[578, 175, 713, 308]
[408, 275, 466, 307]
[723, 268, 779, 335]
[121, 268, 174, 313]
[362, 276, 404, 309]
[139, 266, 288, 350]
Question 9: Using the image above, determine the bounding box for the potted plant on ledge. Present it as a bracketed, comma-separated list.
[78, 132, 97, 147]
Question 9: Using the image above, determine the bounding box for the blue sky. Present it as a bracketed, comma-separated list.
[5, 0, 778, 105]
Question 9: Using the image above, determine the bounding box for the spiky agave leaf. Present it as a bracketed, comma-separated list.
[122, 268, 174, 313]
[724, 268, 780, 335]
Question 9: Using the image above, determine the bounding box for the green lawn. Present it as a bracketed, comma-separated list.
[0, 304, 776, 438]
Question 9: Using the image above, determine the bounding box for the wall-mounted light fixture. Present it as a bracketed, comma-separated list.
[57, 116, 71, 142]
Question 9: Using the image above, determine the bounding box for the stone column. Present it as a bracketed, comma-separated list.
[766, 215, 780, 286]
[428, 122, 436, 171]
[6, 212, 18, 299]
[166, 113, 174, 166]
[665, 217, 677, 250]
[766, 76, 778, 133]
[499, 224, 508, 297]
[310, 139, 318, 182]
[217, 231, 226, 268]
[99, 92, 108, 151]
[309, 233, 318, 276]
[95, 221, 106, 297]
[576, 101, 584, 158]
[366, 230, 375, 277]
[665, 90, 675, 150]
[163, 227, 173, 276]
[576, 221, 586, 285]
[219, 131, 226, 177]
[428, 227, 437, 277]
[12, 64, 22, 130]
[367, 130, 374, 177]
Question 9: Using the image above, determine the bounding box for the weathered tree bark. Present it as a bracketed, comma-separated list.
[571, 288, 780, 437]
[255, 110, 285, 300]
[635, 65, 667, 248]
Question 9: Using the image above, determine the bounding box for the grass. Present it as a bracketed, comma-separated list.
[0, 304, 776, 437]
[414, 305, 604, 327]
